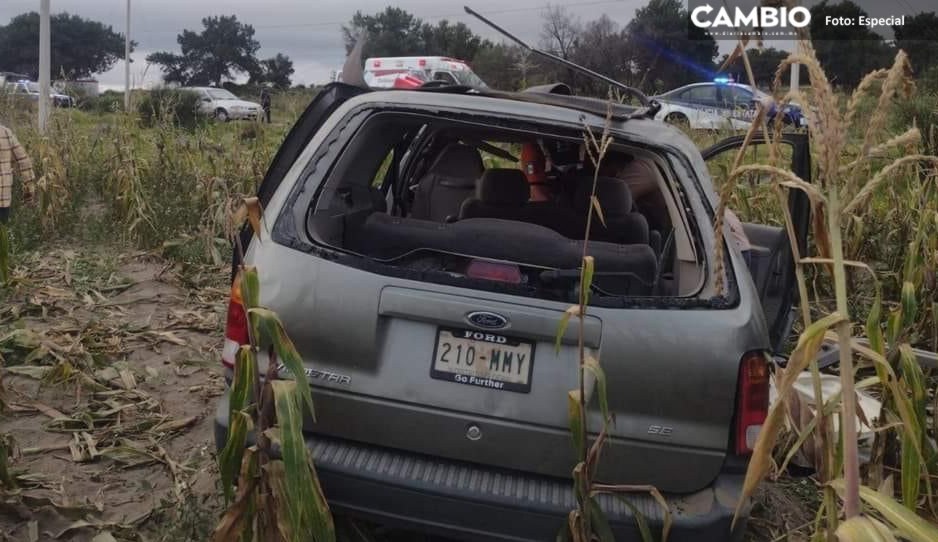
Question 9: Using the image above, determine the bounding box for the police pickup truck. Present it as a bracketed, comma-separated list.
[653, 78, 806, 130]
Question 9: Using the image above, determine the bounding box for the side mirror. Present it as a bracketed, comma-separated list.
[202, 97, 211, 102]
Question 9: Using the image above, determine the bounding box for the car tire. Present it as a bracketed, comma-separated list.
[215, 108, 229, 122]
[665, 112, 690, 128]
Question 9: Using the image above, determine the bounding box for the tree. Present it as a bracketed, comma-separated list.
[0, 12, 132, 79]
[251, 53, 294, 89]
[809, 1, 894, 87]
[893, 12, 938, 75]
[570, 15, 633, 95]
[625, 0, 718, 93]
[540, 4, 581, 60]
[472, 43, 527, 91]
[341, 7, 424, 58]
[420, 20, 487, 61]
[147, 15, 260, 86]
[342, 8, 489, 63]
[538, 5, 582, 86]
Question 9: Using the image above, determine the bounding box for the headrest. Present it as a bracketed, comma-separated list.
[427, 143, 484, 182]
[574, 176, 634, 218]
[478, 169, 530, 206]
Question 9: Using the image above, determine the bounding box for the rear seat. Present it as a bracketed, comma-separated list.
[410, 143, 484, 222]
[572, 175, 650, 246]
[347, 213, 657, 295]
[458, 169, 531, 221]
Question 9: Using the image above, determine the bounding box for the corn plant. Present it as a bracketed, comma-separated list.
[214, 203, 334, 542]
[556, 96, 670, 542]
[713, 36, 938, 540]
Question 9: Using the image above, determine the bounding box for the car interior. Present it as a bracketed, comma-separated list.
[306, 113, 707, 304]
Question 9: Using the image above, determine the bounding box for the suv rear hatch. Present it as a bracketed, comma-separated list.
[229, 87, 778, 494]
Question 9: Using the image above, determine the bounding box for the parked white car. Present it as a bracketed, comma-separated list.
[2, 79, 74, 107]
[653, 79, 807, 130]
[185, 87, 262, 121]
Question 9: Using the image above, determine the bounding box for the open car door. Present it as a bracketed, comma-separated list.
[702, 133, 811, 353]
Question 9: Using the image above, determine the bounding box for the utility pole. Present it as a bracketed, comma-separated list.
[38, 0, 51, 134]
[124, 0, 131, 111]
[791, 0, 801, 96]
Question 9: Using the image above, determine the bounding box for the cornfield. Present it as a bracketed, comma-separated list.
[0, 40, 936, 541]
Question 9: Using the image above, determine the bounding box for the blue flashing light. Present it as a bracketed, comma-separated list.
[713, 76, 732, 84]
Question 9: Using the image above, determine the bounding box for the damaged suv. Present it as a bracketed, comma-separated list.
[214, 81, 811, 540]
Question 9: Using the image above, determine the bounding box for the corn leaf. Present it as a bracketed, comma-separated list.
[217, 410, 252, 503]
[555, 305, 580, 355]
[835, 516, 898, 542]
[591, 197, 606, 228]
[568, 390, 585, 459]
[242, 196, 264, 242]
[212, 447, 258, 542]
[865, 286, 884, 357]
[271, 380, 335, 542]
[584, 355, 610, 424]
[250, 307, 316, 421]
[582, 256, 595, 307]
[229, 346, 255, 420]
[240, 267, 261, 343]
[609, 494, 655, 542]
[900, 281, 917, 329]
[732, 312, 844, 529]
[240, 266, 261, 311]
[898, 345, 926, 510]
[588, 497, 615, 542]
[831, 481, 938, 542]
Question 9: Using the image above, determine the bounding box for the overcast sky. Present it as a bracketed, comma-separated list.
[0, 0, 653, 89]
[1, 0, 932, 90]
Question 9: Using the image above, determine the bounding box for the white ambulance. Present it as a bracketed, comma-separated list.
[363, 57, 488, 89]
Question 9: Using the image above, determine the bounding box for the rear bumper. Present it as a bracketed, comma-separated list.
[215, 396, 748, 541]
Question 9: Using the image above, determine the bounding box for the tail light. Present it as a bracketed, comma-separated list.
[222, 272, 250, 368]
[466, 259, 522, 284]
[735, 352, 769, 455]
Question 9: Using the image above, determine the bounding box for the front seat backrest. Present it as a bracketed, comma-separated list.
[410, 143, 484, 221]
[574, 176, 650, 245]
[458, 168, 530, 220]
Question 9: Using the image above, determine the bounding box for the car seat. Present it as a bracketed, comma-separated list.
[458, 169, 530, 221]
[573, 176, 650, 246]
[410, 143, 484, 222]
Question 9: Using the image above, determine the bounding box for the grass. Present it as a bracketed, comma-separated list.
[0, 89, 317, 266]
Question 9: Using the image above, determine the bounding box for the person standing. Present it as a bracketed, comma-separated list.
[0, 122, 35, 283]
[260, 87, 272, 124]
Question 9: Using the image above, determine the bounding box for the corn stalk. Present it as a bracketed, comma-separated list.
[722, 34, 938, 537]
[214, 205, 334, 542]
[556, 94, 670, 542]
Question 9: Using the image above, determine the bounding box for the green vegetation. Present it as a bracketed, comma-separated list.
[0, 12, 131, 80]
[0, 88, 316, 266]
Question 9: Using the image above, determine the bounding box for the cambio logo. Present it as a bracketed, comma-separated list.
[691, 4, 811, 29]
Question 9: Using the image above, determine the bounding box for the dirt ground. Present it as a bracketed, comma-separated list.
[0, 247, 814, 542]
[0, 248, 228, 541]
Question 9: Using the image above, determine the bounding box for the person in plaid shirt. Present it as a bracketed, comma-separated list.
[0, 122, 35, 223]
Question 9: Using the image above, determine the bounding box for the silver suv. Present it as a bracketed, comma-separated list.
[214, 83, 811, 541]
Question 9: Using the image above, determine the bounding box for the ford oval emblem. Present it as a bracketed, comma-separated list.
[466, 311, 509, 330]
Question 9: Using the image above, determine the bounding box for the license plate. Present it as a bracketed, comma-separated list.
[430, 328, 535, 393]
